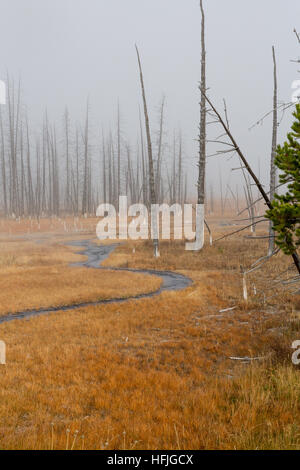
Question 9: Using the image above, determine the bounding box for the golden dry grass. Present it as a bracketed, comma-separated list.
[0, 265, 162, 316]
[0, 293, 299, 450]
[0, 215, 299, 450]
[0, 240, 162, 316]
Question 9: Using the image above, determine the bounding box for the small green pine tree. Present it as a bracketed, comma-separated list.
[266, 104, 300, 255]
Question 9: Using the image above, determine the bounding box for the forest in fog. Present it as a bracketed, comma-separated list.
[0, 79, 191, 218]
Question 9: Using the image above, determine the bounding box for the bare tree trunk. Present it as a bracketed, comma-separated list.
[41, 121, 47, 214]
[219, 167, 224, 215]
[19, 124, 25, 216]
[35, 139, 41, 219]
[88, 157, 92, 214]
[7, 78, 21, 217]
[126, 144, 135, 203]
[26, 119, 34, 215]
[195, 0, 206, 250]
[0, 108, 7, 216]
[108, 138, 113, 205]
[210, 184, 214, 213]
[178, 134, 182, 204]
[74, 128, 79, 214]
[64, 108, 70, 213]
[117, 103, 121, 210]
[136, 45, 159, 257]
[268, 46, 278, 255]
[156, 96, 165, 203]
[82, 102, 89, 215]
[172, 134, 176, 204]
[51, 125, 60, 216]
[139, 109, 147, 206]
[45, 114, 52, 215]
[184, 174, 187, 204]
[101, 132, 106, 204]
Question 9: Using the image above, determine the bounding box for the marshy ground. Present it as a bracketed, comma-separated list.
[0, 215, 299, 450]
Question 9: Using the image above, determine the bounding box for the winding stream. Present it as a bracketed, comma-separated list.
[0, 239, 192, 324]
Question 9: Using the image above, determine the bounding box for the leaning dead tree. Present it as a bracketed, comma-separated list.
[135, 45, 160, 257]
[200, 89, 300, 276]
[221, 98, 256, 231]
[268, 46, 278, 255]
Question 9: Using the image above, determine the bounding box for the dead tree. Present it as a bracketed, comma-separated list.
[35, 139, 41, 220]
[219, 167, 224, 215]
[268, 46, 278, 255]
[50, 125, 60, 216]
[172, 133, 177, 204]
[19, 123, 25, 216]
[101, 131, 106, 204]
[139, 108, 148, 206]
[196, 0, 207, 249]
[41, 119, 47, 214]
[26, 119, 34, 215]
[75, 128, 80, 213]
[0, 107, 7, 216]
[117, 102, 121, 209]
[136, 45, 159, 257]
[223, 98, 256, 229]
[7, 78, 21, 217]
[200, 89, 300, 276]
[82, 101, 89, 215]
[156, 96, 165, 203]
[64, 107, 71, 213]
[178, 134, 183, 204]
[210, 184, 214, 213]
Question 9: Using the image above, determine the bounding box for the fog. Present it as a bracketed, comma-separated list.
[0, 0, 299, 199]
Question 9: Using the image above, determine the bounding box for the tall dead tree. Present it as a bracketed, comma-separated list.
[268, 46, 278, 255]
[156, 96, 165, 203]
[7, 78, 21, 217]
[26, 119, 34, 215]
[75, 128, 80, 213]
[136, 45, 159, 257]
[19, 123, 25, 216]
[196, 0, 207, 249]
[139, 108, 148, 205]
[117, 103, 121, 210]
[41, 120, 47, 214]
[64, 108, 71, 213]
[82, 101, 89, 215]
[101, 131, 106, 204]
[178, 134, 182, 204]
[0, 107, 7, 216]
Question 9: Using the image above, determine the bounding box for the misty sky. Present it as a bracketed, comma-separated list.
[0, 0, 299, 199]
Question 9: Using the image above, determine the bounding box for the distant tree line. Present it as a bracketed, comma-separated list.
[0, 77, 190, 219]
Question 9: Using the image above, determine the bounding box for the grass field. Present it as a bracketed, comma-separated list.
[0, 240, 162, 316]
[0, 215, 299, 450]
